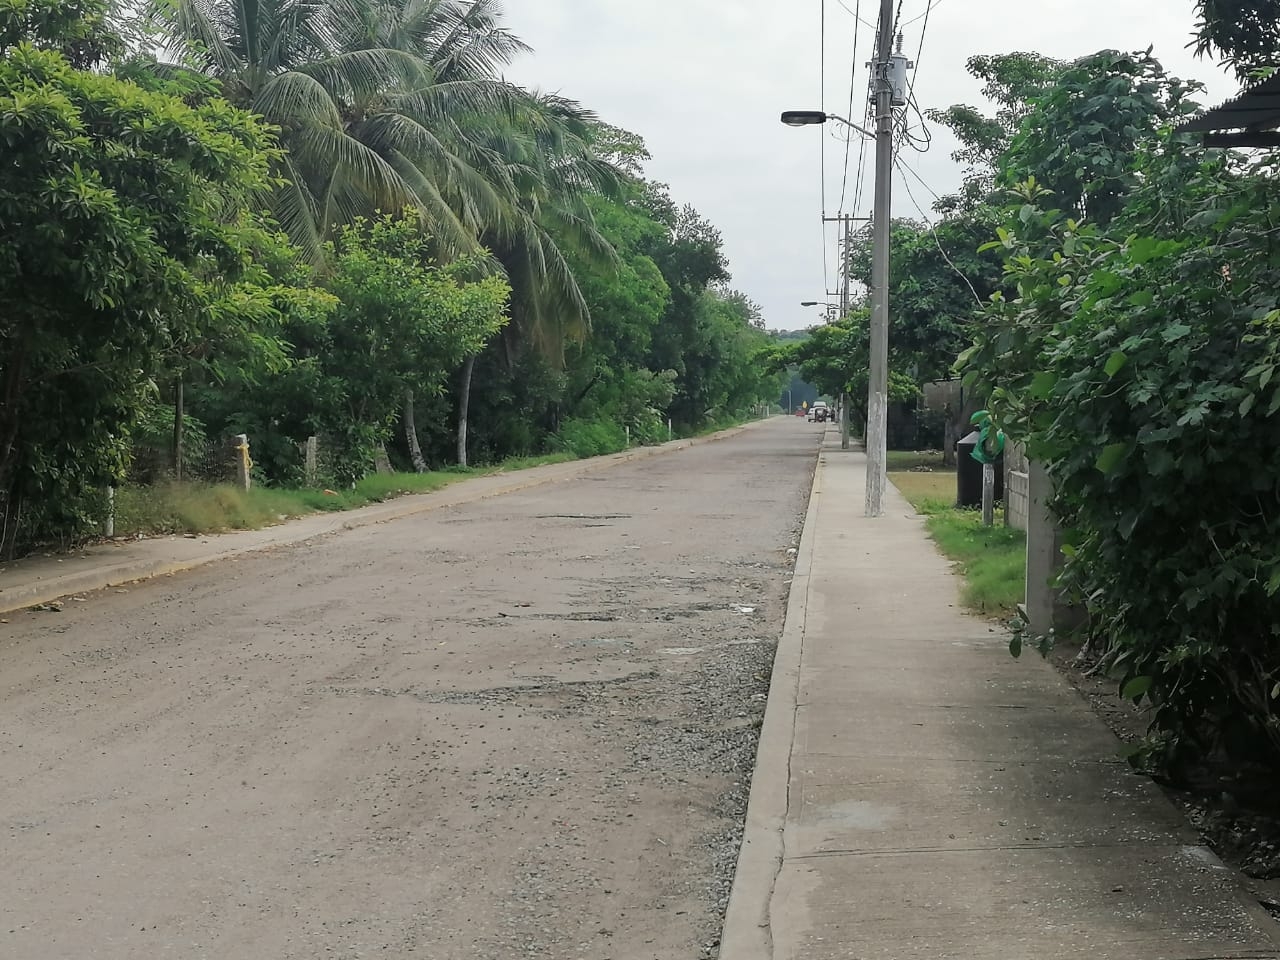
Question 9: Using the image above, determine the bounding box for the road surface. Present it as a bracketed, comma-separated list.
[1, 419, 819, 959]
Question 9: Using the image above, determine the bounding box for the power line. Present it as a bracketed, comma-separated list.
[900, 0, 941, 27]
[897, 0, 935, 154]
[834, 0, 877, 30]
[837, 0, 865, 212]
[820, 0, 830, 295]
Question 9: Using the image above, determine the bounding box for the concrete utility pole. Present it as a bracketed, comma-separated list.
[865, 0, 898, 517]
[840, 219, 852, 450]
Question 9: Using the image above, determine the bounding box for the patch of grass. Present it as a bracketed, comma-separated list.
[890, 469, 1025, 619]
[486, 452, 576, 472]
[887, 470, 954, 507]
[886, 449, 947, 471]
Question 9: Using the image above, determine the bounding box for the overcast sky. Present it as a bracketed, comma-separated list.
[503, 1, 1240, 331]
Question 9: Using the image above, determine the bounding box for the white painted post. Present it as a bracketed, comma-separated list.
[104, 486, 114, 538]
[667, 419, 672, 440]
[304, 436, 318, 487]
[981, 462, 995, 527]
[625, 425, 630, 446]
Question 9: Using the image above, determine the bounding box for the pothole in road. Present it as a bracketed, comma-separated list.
[533, 514, 633, 520]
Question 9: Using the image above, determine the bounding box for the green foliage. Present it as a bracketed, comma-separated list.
[0, 1, 290, 555]
[964, 108, 1280, 770]
[777, 309, 919, 428]
[846, 215, 1007, 380]
[550, 418, 629, 458]
[927, 52, 1065, 210]
[999, 49, 1203, 226]
[0, 0, 791, 554]
[1191, 0, 1280, 80]
[217, 214, 509, 484]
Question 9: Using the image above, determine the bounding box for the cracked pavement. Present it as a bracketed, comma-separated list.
[0, 419, 820, 959]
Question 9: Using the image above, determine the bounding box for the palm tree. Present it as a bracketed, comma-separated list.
[151, 0, 625, 462]
[149, 0, 515, 259]
[354, 2, 623, 460]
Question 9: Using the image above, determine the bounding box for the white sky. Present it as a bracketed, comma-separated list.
[503, 0, 1241, 331]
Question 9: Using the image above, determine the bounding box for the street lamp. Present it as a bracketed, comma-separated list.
[780, 111, 876, 141]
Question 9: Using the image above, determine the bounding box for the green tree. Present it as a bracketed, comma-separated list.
[0, 0, 295, 554]
[229, 215, 509, 483]
[999, 49, 1203, 226]
[149, 0, 512, 257]
[1191, 0, 1280, 80]
[959, 47, 1280, 773]
[847, 216, 1005, 382]
[927, 52, 1064, 211]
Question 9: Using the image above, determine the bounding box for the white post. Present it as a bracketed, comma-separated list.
[981, 462, 995, 527]
[625, 424, 630, 446]
[667, 418, 672, 440]
[104, 486, 114, 538]
[304, 436, 318, 487]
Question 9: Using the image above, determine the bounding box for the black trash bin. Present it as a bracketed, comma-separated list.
[956, 429, 1004, 508]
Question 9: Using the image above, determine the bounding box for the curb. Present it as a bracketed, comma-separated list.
[718, 429, 827, 958]
[0, 418, 773, 614]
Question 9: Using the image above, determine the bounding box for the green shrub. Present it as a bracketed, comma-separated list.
[550, 418, 629, 458]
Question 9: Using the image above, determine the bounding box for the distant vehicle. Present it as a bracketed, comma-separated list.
[808, 401, 831, 423]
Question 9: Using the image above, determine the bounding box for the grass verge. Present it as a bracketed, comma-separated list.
[888, 466, 1025, 619]
[112, 418, 755, 541]
[114, 452, 582, 540]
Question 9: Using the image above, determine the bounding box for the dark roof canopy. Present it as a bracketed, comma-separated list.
[1177, 74, 1280, 147]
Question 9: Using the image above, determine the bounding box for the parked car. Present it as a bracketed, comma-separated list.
[808, 401, 830, 423]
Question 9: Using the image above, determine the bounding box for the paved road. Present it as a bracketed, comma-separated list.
[0, 419, 819, 959]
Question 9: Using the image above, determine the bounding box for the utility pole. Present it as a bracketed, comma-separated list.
[821, 213, 867, 452]
[839, 219, 852, 450]
[865, 7, 908, 516]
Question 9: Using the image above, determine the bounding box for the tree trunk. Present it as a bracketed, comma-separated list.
[457, 354, 475, 468]
[373, 442, 393, 475]
[403, 386, 428, 473]
[173, 377, 184, 481]
[0, 492, 20, 562]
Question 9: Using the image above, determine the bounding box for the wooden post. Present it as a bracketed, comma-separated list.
[104, 487, 114, 538]
[234, 434, 251, 492]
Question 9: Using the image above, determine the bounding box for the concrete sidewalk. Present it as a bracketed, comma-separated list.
[722, 434, 1280, 960]
[0, 422, 762, 615]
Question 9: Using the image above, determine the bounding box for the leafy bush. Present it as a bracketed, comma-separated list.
[964, 163, 1280, 773]
[550, 418, 629, 458]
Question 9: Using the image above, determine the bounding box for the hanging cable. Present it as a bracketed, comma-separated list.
[837, 0, 865, 212]
[820, 0, 830, 296]
[900, 0, 941, 27]
[894, 156, 984, 305]
[896, 0, 935, 154]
